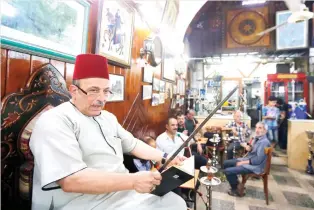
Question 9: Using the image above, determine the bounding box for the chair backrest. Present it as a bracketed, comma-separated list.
[264, 147, 273, 175]
[1, 64, 70, 210]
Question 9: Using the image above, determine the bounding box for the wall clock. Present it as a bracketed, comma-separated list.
[142, 36, 163, 67]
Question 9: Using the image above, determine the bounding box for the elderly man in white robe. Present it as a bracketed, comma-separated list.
[29, 54, 187, 210]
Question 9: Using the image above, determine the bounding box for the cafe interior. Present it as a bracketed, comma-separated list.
[1, 0, 314, 210]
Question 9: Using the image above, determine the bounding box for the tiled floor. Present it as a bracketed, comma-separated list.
[194, 155, 314, 210]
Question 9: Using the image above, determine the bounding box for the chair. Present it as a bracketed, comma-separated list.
[241, 147, 273, 205]
[1, 64, 71, 210]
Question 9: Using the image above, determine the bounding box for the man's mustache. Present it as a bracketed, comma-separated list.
[93, 100, 105, 107]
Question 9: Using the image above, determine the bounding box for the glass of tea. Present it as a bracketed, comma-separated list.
[207, 171, 214, 181]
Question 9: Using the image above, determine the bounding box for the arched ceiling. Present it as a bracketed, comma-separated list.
[183, 1, 297, 58]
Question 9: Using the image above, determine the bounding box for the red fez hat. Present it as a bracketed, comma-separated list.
[73, 54, 109, 80]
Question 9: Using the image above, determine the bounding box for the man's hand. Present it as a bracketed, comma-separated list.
[133, 171, 162, 193]
[242, 128, 246, 134]
[232, 127, 238, 136]
[245, 145, 252, 152]
[197, 142, 203, 154]
[236, 160, 249, 166]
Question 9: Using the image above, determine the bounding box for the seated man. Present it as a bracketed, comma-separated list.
[177, 113, 204, 156]
[223, 122, 270, 197]
[29, 54, 186, 210]
[185, 109, 199, 136]
[225, 110, 251, 159]
[156, 117, 207, 170]
[176, 112, 188, 135]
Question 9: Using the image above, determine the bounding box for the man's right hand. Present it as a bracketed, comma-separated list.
[244, 145, 252, 152]
[133, 171, 162, 193]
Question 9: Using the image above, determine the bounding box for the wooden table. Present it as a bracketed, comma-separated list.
[197, 138, 208, 144]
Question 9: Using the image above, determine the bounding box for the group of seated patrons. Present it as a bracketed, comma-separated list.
[125, 109, 271, 200]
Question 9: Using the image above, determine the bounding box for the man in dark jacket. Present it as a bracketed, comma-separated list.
[223, 122, 271, 197]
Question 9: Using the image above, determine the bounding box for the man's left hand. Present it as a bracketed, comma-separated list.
[236, 160, 249, 166]
[197, 142, 203, 154]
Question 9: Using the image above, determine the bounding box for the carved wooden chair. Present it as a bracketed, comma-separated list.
[241, 147, 273, 205]
[1, 64, 71, 210]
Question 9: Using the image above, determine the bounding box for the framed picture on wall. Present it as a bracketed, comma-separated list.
[276, 10, 308, 50]
[153, 77, 160, 91]
[152, 93, 160, 106]
[162, 49, 176, 83]
[142, 85, 152, 100]
[159, 93, 165, 104]
[96, 0, 135, 67]
[159, 80, 166, 93]
[0, 0, 90, 62]
[161, 0, 179, 29]
[143, 65, 153, 83]
[108, 74, 124, 102]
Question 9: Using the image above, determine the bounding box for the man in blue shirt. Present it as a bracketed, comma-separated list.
[262, 96, 280, 155]
[223, 122, 271, 197]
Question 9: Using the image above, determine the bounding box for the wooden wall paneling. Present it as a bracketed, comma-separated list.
[6, 51, 31, 95]
[50, 60, 66, 78]
[0, 0, 178, 142]
[86, 0, 98, 54]
[65, 63, 75, 88]
[30, 56, 49, 74]
[1, 49, 7, 98]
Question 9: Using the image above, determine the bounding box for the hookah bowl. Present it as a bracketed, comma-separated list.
[305, 130, 314, 175]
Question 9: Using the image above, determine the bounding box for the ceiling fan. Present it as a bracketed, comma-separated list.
[257, 0, 313, 36]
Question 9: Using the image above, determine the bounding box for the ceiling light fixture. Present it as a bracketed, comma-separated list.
[242, 0, 266, 6]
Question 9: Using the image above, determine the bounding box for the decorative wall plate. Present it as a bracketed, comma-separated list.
[226, 6, 271, 49]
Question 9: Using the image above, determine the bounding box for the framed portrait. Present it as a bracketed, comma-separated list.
[152, 93, 160, 106]
[161, 0, 179, 29]
[143, 65, 153, 83]
[96, 0, 135, 67]
[159, 80, 166, 93]
[0, 0, 90, 62]
[142, 85, 152, 100]
[276, 10, 308, 50]
[162, 49, 176, 83]
[108, 74, 124, 102]
[153, 77, 160, 91]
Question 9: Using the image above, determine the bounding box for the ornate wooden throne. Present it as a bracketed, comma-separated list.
[1, 64, 71, 210]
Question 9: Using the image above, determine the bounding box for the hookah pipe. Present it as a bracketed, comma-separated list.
[159, 86, 239, 172]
